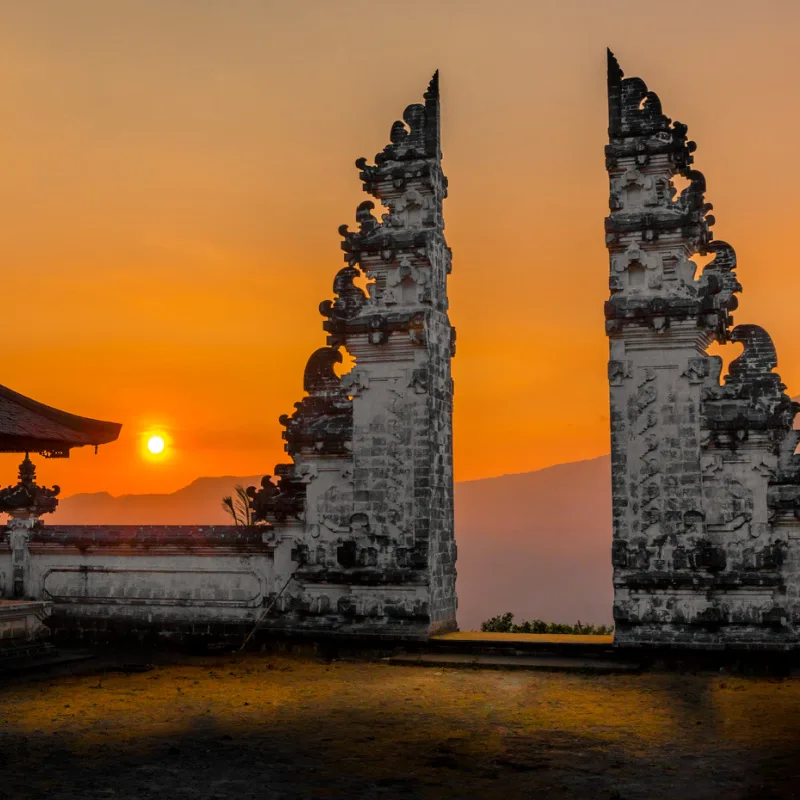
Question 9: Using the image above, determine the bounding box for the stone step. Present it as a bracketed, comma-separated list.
[0, 641, 57, 660]
[428, 632, 619, 659]
[0, 648, 96, 677]
[386, 652, 641, 674]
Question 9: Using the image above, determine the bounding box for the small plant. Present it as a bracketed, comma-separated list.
[221, 484, 256, 526]
[480, 613, 614, 635]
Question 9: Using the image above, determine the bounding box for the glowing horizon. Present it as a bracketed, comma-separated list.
[2, 1, 800, 497]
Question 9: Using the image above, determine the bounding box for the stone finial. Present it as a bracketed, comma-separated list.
[423, 70, 440, 159]
[350, 71, 442, 168]
[607, 51, 669, 138]
[605, 50, 697, 173]
[356, 201, 380, 233]
[605, 51, 721, 334]
[0, 454, 60, 519]
[424, 69, 439, 100]
[607, 49, 624, 136]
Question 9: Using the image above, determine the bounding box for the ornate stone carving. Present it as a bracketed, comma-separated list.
[248, 465, 305, 524]
[705, 325, 797, 438]
[0, 455, 60, 519]
[278, 348, 353, 457]
[255, 72, 456, 637]
[682, 358, 707, 384]
[368, 315, 390, 345]
[340, 370, 370, 397]
[319, 266, 367, 321]
[608, 360, 632, 386]
[605, 53, 800, 649]
[410, 368, 430, 394]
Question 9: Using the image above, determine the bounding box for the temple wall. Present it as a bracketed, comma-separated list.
[0, 544, 11, 597]
[3, 525, 280, 643]
[422, 309, 456, 630]
[774, 517, 800, 629]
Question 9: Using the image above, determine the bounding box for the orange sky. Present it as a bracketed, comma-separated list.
[2, 1, 800, 496]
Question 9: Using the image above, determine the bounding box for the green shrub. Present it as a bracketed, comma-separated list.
[480, 612, 515, 632]
[480, 613, 614, 635]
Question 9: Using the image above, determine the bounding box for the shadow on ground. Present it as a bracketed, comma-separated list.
[1, 654, 798, 799]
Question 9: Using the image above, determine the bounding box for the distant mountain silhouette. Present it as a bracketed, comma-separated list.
[53, 457, 613, 630]
[454, 456, 612, 630]
[55, 476, 265, 526]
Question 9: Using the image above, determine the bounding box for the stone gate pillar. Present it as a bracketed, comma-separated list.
[605, 51, 800, 649]
[249, 73, 457, 638]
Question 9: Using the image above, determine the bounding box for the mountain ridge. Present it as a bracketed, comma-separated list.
[51, 457, 613, 630]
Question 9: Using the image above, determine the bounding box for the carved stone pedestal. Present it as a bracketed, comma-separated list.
[8, 517, 35, 599]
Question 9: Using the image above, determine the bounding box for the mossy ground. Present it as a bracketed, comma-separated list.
[1, 654, 798, 799]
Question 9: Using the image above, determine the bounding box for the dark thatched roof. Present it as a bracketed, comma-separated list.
[0, 383, 121, 456]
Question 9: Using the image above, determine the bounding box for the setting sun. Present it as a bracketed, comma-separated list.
[140, 429, 172, 463]
[147, 435, 165, 455]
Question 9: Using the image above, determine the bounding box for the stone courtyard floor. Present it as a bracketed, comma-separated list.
[1, 653, 799, 799]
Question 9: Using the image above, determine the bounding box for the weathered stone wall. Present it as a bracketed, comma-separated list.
[0, 542, 11, 597]
[423, 308, 456, 630]
[11, 525, 277, 643]
[606, 52, 800, 649]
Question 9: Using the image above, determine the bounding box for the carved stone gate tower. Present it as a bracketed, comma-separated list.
[605, 51, 800, 649]
[250, 73, 457, 638]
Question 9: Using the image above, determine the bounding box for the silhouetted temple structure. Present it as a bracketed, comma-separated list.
[606, 51, 800, 649]
[0, 383, 120, 658]
[249, 72, 457, 638]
